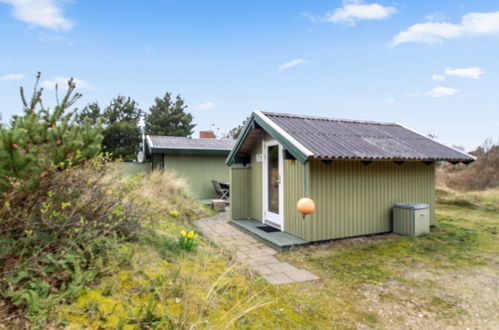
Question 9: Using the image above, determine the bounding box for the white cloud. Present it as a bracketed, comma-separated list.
[326, 0, 396, 26]
[41, 77, 95, 90]
[382, 97, 395, 104]
[0, 0, 73, 30]
[424, 12, 446, 22]
[37, 32, 65, 42]
[445, 66, 484, 79]
[426, 86, 459, 98]
[278, 59, 307, 71]
[302, 12, 318, 23]
[0, 73, 24, 81]
[392, 10, 499, 46]
[432, 74, 446, 81]
[195, 101, 217, 110]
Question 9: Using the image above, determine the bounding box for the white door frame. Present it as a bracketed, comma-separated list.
[262, 139, 284, 230]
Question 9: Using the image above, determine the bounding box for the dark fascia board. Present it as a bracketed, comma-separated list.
[150, 148, 230, 155]
[226, 112, 310, 166]
[314, 156, 473, 163]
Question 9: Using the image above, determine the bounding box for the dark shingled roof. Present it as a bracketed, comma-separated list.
[261, 112, 474, 162]
[147, 135, 235, 152]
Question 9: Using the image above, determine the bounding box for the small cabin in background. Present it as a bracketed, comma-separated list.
[143, 131, 235, 199]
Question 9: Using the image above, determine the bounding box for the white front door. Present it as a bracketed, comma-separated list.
[263, 140, 284, 230]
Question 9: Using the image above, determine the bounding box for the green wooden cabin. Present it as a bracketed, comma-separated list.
[145, 134, 235, 199]
[226, 111, 474, 242]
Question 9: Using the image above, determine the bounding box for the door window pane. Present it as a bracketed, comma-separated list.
[267, 145, 279, 214]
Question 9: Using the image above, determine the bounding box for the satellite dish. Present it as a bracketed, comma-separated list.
[137, 150, 144, 163]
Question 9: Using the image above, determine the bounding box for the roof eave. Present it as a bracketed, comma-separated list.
[313, 156, 474, 163]
[394, 122, 476, 162]
[151, 147, 231, 155]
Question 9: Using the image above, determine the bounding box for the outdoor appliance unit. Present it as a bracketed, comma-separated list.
[393, 203, 430, 237]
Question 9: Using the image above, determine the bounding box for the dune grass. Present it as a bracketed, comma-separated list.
[436, 186, 499, 212]
[55, 172, 498, 329]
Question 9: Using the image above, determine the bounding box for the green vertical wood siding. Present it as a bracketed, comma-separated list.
[284, 160, 435, 241]
[230, 141, 263, 222]
[120, 162, 151, 175]
[230, 167, 251, 220]
[163, 154, 229, 199]
[283, 159, 309, 236]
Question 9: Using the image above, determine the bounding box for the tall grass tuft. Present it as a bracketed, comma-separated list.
[436, 186, 499, 212]
[122, 169, 209, 224]
[59, 245, 273, 329]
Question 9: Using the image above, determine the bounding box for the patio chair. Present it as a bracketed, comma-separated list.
[212, 180, 229, 200]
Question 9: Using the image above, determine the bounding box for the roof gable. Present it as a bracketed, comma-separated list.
[225, 112, 313, 165]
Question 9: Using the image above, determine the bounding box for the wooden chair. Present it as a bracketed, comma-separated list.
[212, 180, 229, 200]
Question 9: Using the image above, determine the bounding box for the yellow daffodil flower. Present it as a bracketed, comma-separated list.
[181, 230, 187, 237]
[187, 231, 195, 239]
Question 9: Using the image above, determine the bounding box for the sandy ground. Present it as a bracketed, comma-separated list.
[295, 233, 499, 329]
[359, 259, 499, 329]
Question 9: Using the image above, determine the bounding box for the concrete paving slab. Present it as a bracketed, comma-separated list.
[284, 270, 320, 282]
[263, 272, 295, 285]
[195, 211, 319, 285]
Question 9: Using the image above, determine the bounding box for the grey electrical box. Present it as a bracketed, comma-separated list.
[393, 203, 430, 236]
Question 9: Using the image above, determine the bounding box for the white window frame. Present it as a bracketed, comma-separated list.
[262, 139, 284, 230]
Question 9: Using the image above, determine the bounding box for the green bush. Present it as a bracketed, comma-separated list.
[0, 159, 143, 325]
[0, 73, 110, 325]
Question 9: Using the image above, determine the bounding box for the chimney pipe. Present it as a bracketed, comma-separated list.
[199, 130, 216, 139]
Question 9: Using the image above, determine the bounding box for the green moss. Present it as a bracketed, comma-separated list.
[55, 190, 498, 329]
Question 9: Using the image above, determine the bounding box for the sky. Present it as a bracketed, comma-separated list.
[1, 0, 498, 151]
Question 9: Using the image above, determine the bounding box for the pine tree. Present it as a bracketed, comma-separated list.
[101, 96, 142, 161]
[227, 124, 243, 139]
[0, 72, 102, 192]
[76, 101, 102, 126]
[144, 93, 195, 137]
[224, 117, 248, 139]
